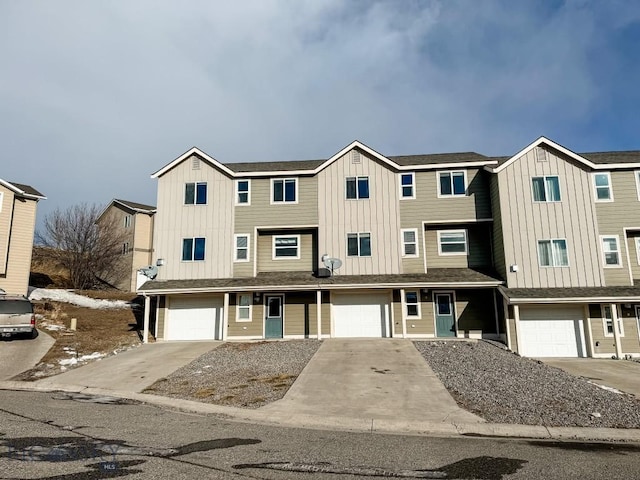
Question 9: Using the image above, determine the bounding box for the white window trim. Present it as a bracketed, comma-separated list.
[272, 234, 301, 260]
[592, 172, 614, 202]
[345, 176, 370, 200]
[437, 229, 468, 256]
[235, 179, 251, 206]
[270, 178, 299, 204]
[437, 170, 467, 198]
[123, 215, 132, 228]
[531, 175, 561, 203]
[537, 238, 569, 268]
[401, 228, 419, 258]
[600, 235, 622, 268]
[236, 293, 253, 323]
[181, 237, 206, 262]
[399, 172, 416, 200]
[184, 181, 208, 205]
[601, 305, 624, 337]
[234, 234, 250, 262]
[346, 232, 372, 257]
[405, 291, 421, 319]
[635, 170, 640, 201]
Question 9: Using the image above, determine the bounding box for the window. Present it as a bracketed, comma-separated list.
[593, 173, 613, 201]
[405, 291, 420, 318]
[401, 229, 419, 257]
[601, 235, 621, 267]
[273, 235, 300, 259]
[182, 237, 205, 261]
[346, 176, 370, 199]
[272, 178, 297, 203]
[437, 230, 467, 255]
[347, 232, 371, 257]
[438, 171, 466, 197]
[185, 182, 207, 205]
[602, 305, 624, 337]
[236, 180, 250, 205]
[400, 173, 415, 199]
[537, 239, 569, 267]
[234, 234, 250, 262]
[123, 215, 132, 228]
[532, 176, 561, 202]
[237, 294, 252, 322]
[122, 242, 130, 255]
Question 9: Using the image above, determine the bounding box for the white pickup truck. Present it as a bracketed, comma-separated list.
[0, 290, 36, 339]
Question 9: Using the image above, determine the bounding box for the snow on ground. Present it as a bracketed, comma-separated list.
[29, 288, 130, 309]
[59, 352, 106, 366]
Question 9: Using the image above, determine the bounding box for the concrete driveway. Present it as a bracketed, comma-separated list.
[261, 338, 483, 424]
[0, 330, 55, 380]
[542, 358, 640, 397]
[36, 341, 220, 393]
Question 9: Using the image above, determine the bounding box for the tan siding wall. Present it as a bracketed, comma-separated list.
[498, 146, 603, 288]
[154, 155, 235, 280]
[404, 290, 435, 336]
[99, 205, 134, 291]
[507, 306, 518, 352]
[131, 213, 154, 289]
[318, 150, 402, 275]
[490, 175, 507, 279]
[321, 292, 330, 335]
[284, 292, 316, 336]
[456, 289, 496, 334]
[156, 296, 166, 340]
[589, 304, 640, 355]
[0, 186, 15, 274]
[257, 232, 314, 272]
[424, 225, 492, 269]
[227, 293, 264, 337]
[627, 231, 640, 281]
[595, 171, 640, 286]
[0, 196, 38, 295]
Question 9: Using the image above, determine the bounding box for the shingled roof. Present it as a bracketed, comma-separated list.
[1, 180, 45, 199]
[502, 286, 640, 302]
[114, 199, 156, 212]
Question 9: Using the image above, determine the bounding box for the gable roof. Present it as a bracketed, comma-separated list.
[0, 179, 46, 200]
[113, 199, 156, 213]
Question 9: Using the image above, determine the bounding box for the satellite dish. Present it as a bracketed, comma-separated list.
[138, 265, 158, 280]
[323, 257, 343, 274]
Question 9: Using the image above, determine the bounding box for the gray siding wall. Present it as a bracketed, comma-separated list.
[257, 232, 315, 272]
[497, 146, 604, 288]
[318, 149, 402, 275]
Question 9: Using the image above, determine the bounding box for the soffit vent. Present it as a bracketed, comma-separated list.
[535, 147, 548, 162]
[351, 150, 361, 164]
[192, 157, 201, 170]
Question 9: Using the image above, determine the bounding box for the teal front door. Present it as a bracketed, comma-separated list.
[265, 296, 283, 338]
[435, 293, 456, 337]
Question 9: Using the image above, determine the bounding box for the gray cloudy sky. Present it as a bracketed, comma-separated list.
[2, 0, 640, 227]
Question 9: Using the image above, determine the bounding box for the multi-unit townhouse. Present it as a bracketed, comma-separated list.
[0, 179, 45, 296]
[97, 199, 155, 291]
[138, 137, 640, 359]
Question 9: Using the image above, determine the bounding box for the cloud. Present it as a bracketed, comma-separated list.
[0, 0, 639, 226]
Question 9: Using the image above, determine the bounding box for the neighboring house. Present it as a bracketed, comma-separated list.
[97, 199, 155, 291]
[138, 137, 640, 359]
[0, 179, 46, 296]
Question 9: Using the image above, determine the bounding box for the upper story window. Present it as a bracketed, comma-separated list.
[272, 178, 297, 203]
[401, 229, 419, 257]
[405, 291, 421, 318]
[602, 305, 624, 337]
[236, 180, 250, 205]
[346, 176, 369, 199]
[234, 234, 250, 262]
[347, 232, 371, 257]
[123, 215, 132, 228]
[437, 230, 467, 255]
[532, 176, 561, 202]
[438, 171, 466, 197]
[537, 239, 568, 267]
[273, 235, 300, 259]
[185, 182, 207, 205]
[400, 173, 415, 199]
[593, 173, 613, 202]
[122, 242, 130, 255]
[182, 237, 206, 261]
[601, 235, 621, 267]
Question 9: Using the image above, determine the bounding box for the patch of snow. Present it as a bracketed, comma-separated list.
[28, 288, 130, 309]
[42, 324, 65, 331]
[58, 352, 106, 366]
[588, 380, 624, 395]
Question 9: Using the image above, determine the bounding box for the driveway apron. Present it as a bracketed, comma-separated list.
[260, 338, 483, 424]
[0, 330, 55, 381]
[36, 341, 220, 392]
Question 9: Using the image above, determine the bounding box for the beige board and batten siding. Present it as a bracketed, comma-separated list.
[154, 155, 234, 281]
[257, 232, 314, 272]
[131, 212, 154, 291]
[490, 175, 507, 279]
[594, 170, 640, 286]
[497, 146, 604, 288]
[588, 304, 640, 356]
[626, 231, 640, 281]
[0, 185, 15, 275]
[455, 289, 496, 336]
[155, 296, 166, 340]
[391, 290, 435, 336]
[424, 224, 492, 269]
[100, 205, 136, 291]
[227, 294, 264, 338]
[318, 149, 402, 275]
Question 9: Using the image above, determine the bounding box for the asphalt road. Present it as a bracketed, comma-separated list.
[0, 390, 639, 479]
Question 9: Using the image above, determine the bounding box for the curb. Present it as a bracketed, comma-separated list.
[2, 381, 640, 443]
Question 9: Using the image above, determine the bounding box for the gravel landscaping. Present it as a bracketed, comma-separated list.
[415, 340, 640, 428]
[144, 340, 321, 408]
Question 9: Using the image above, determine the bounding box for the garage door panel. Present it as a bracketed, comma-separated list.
[519, 306, 585, 358]
[332, 293, 389, 338]
[167, 296, 222, 341]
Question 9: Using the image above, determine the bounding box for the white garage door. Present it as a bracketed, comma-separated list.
[332, 292, 390, 338]
[166, 296, 222, 341]
[519, 305, 586, 357]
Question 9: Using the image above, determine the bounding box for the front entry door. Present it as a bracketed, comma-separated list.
[265, 296, 283, 339]
[435, 293, 456, 337]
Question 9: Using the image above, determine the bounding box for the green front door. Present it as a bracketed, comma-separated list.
[435, 293, 455, 337]
[265, 296, 283, 339]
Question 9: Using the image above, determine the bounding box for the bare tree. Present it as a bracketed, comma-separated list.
[36, 203, 129, 290]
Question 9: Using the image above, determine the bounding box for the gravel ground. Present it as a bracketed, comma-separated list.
[415, 340, 640, 428]
[144, 340, 321, 409]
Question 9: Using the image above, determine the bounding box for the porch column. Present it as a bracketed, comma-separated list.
[513, 304, 522, 354]
[611, 303, 623, 359]
[142, 295, 150, 344]
[400, 289, 407, 338]
[503, 299, 512, 350]
[222, 293, 229, 341]
[583, 304, 594, 357]
[316, 290, 322, 340]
